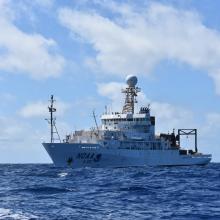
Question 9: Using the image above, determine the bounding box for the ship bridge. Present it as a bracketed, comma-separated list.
[101, 112, 155, 134]
[100, 75, 155, 140]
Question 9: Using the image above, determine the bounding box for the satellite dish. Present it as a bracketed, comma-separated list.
[126, 75, 138, 87]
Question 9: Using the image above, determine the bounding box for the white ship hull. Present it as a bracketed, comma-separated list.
[43, 143, 211, 168]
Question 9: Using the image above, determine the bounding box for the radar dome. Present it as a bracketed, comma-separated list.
[126, 75, 138, 87]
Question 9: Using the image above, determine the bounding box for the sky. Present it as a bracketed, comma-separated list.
[0, 0, 220, 163]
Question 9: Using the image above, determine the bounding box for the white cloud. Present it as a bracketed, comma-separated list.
[150, 101, 194, 133]
[97, 82, 124, 112]
[33, 0, 54, 8]
[0, 0, 65, 79]
[0, 116, 26, 140]
[19, 100, 70, 118]
[59, 1, 220, 94]
[197, 113, 220, 162]
[0, 92, 15, 102]
[200, 113, 220, 137]
[0, 115, 51, 163]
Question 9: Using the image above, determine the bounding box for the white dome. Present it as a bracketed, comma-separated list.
[126, 75, 138, 87]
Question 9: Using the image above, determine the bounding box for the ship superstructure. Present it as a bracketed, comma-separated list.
[43, 75, 211, 167]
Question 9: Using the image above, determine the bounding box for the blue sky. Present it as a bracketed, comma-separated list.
[0, 0, 220, 163]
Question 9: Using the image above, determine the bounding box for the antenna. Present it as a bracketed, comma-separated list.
[46, 95, 61, 143]
[122, 75, 141, 114]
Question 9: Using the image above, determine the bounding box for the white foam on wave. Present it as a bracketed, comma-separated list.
[58, 172, 68, 177]
[0, 208, 38, 220]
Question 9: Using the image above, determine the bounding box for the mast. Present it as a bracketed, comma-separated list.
[122, 75, 141, 114]
[47, 95, 61, 143]
[49, 95, 55, 143]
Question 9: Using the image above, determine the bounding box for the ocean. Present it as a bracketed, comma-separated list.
[0, 163, 219, 220]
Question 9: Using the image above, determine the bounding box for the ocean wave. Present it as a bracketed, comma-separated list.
[0, 208, 38, 220]
[0, 163, 219, 219]
[19, 186, 72, 194]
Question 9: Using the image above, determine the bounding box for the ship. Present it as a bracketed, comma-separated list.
[43, 75, 212, 167]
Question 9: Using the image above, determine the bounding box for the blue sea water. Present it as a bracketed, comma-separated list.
[0, 164, 219, 220]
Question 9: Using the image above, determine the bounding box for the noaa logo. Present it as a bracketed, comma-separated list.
[76, 153, 102, 163]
